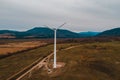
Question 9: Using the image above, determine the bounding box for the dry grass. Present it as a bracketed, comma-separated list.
[0, 41, 47, 55]
[0, 43, 77, 80]
[23, 41, 120, 80]
[0, 39, 120, 80]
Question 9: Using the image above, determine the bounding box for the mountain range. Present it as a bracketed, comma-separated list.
[78, 31, 100, 37]
[0, 27, 80, 38]
[0, 27, 119, 38]
[97, 27, 120, 37]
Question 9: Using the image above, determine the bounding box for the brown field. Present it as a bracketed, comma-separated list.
[0, 41, 47, 55]
[0, 38, 120, 80]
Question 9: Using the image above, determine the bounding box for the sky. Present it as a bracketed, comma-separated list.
[0, 0, 120, 32]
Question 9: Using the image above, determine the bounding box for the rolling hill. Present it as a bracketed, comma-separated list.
[97, 27, 120, 37]
[0, 27, 80, 38]
[0, 27, 120, 38]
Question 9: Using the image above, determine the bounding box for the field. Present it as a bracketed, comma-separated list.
[0, 39, 48, 59]
[0, 40, 78, 80]
[0, 41, 46, 55]
[0, 39, 120, 80]
[21, 41, 120, 80]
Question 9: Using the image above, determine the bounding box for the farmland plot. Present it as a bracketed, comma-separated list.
[0, 41, 47, 55]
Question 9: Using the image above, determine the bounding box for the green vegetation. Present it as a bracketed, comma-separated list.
[23, 41, 120, 80]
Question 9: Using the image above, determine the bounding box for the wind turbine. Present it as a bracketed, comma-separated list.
[44, 23, 66, 68]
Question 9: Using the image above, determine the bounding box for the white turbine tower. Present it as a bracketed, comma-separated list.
[44, 23, 66, 68]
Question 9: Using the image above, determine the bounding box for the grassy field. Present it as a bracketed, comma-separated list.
[0, 39, 120, 80]
[0, 42, 78, 80]
[0, 41, 46, 55]
[22, 41, 120, 80]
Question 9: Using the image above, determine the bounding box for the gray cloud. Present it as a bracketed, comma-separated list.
[0, 0, 120, 32]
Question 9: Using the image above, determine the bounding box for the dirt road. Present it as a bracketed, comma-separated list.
[7, 45, 79, 80]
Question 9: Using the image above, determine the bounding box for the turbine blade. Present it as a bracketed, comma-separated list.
[57, 22, 66, 29]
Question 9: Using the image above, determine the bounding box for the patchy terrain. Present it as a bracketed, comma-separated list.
[0, 39, 120, 80]
[23, 41, 120, 80]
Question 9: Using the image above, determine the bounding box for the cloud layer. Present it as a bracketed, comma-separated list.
[0, 0, 120, 32]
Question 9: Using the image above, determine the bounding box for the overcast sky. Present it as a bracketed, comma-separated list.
[0, 0, 120, 32]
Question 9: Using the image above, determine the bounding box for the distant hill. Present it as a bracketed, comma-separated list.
[0, 27, 80, 38]
[0, 30, 19, 38]
[25, 27, 80, 38]
[0, 27, 119, 38]
[25, 27, 54, 38]
[97, 27, 120, 37]
[79, 31, 100, 37]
